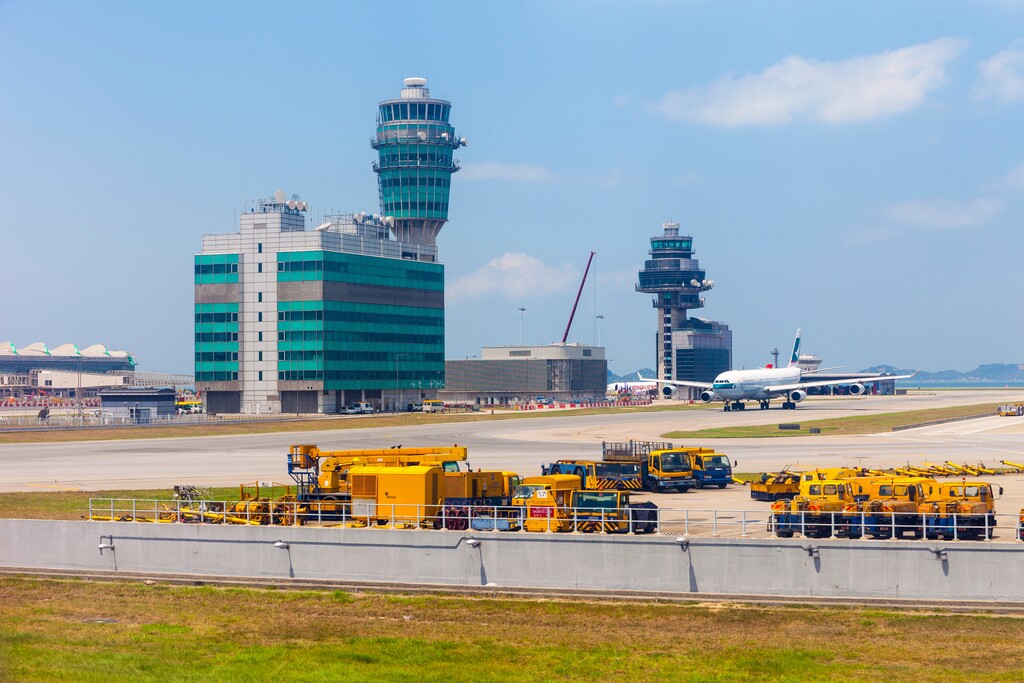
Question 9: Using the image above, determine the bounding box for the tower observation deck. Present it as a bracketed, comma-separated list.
[372, 77, 466, 249]
[637, 221, 730, 387]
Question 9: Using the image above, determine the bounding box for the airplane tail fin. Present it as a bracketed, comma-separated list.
[788, 328, 802, 368]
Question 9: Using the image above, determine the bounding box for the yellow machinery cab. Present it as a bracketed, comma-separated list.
[512, 474, 582, 532]
[348, 464, 443, 527]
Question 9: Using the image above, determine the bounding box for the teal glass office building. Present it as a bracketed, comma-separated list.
[194, 78, 461, 414]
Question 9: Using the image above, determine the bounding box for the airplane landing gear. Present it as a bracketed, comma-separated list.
[731, 401, 745, 411]
[759, 400, 769, 410]
[782, 401, 796, 410]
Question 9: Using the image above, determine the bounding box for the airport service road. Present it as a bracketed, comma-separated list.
[1, 390, 1024, 494]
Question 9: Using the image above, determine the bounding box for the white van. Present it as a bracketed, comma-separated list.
[345, 402, 374, 414]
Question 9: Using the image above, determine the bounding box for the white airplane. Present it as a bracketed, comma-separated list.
[642, 329, 917, 411]
[606, 380, 658, 396]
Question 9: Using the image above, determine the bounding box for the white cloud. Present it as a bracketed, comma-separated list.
[448, 252, 577, 301]
[974, 49, 1024, 102]
[460, 162, 555, 183]
[883, 198, 1003, 230]
[1002, 164, 1024, 190]
[651, 37, 966, 127]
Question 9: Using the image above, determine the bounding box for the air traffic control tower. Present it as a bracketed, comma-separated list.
[637, 221, 732, 397]
[372, 77, 466, 252]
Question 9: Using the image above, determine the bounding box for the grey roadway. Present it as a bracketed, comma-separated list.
[2, 389, 1024, 494]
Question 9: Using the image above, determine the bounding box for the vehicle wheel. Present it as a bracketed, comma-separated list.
[775, 530, 794, 538]
[717, 483, 727, 489]
[695, 481, 703, 489]
[911, 529, 924, 540]
[679, 486, 691, 493]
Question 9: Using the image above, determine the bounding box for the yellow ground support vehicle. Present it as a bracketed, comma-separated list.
[512, 475, 658, 533]
[841, 476, 936, 539]
[750, 469, 802, 501]
[600, 442, 699, 492]
[543, 459, 644, 490]
[770, 478, 856, 538]
[348, 464, 442, 528]
[919, 481, 1001, 540]
[997, 403, 1024, 417]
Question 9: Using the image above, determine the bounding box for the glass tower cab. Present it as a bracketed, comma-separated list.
[372, 77, 466, 250]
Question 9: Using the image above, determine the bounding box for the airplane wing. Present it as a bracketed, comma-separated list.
[638, 376, 713, 390]
[764, 372, 918, 394]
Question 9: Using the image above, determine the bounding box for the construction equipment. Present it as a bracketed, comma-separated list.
[750, 469, 802, 501]
[512, 474, 658, 534]
[348, 465, 442, 528]
[600, 442, 698, 492]
[918, 480, 1001, 540]
[1001, 460, 1024, 473]
[841, 476, 935, 539]
[769, 477, 856, 538]
[543, 459, 644, 490]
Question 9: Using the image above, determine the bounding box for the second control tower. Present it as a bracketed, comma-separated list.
[637, 221, 731, 393]
[372, 77, 466, 251]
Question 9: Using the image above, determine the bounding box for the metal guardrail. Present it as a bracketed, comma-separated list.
[85, 499, 1024, 542]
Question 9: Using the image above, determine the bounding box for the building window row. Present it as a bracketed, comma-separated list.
[278, 350, 444, 362]
[380, 199, 449, 214]
[379, 175, 451, 190]
[277, 330, 443, 345]
[376, 149, 453, 167]
[195, 371, 239, 382]
[195, 312, 239, 323]
[277, 309, 443, 327]
[195, 332, 239, 343]
[196, 352, 239, 362]
[379, 102, 451, 123]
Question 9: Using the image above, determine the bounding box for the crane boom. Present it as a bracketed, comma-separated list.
[562, 251, 596, 344]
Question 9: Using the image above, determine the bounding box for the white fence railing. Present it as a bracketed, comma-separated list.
[85, 499, 1024, 542]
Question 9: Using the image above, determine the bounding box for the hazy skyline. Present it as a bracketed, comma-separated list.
[2, 1, 1022, 375]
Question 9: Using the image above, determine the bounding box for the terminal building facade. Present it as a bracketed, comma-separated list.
[194, 78, 464, 414]
[440, 344, 608, 405]
[636, 221, 732, 399]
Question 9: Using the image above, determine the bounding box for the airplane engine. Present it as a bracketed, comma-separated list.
[789, 389, 807, 403]
[847, 383, 866, 396]
[699, 390, 715, 403]
[661, 385, 677, 398]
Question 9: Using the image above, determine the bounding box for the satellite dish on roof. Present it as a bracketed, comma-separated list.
[286, 200, 297, 210]
[417, 131, 427, 141]
[274, 190, 286, 203]
[404, 77, 427, 87]
[460, 137, 467, 146]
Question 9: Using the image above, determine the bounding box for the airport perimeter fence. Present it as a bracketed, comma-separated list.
[0, 411, 308, 431]
[85, 498, 1024, 542]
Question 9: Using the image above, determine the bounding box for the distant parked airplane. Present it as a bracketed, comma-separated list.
[642, 329, 917, 411]
[606, 380, 658, 396]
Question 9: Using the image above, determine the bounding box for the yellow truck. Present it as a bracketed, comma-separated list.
[841, 476, 936, 539]
[918, 481, 1001, 540]
[770, 478, 856, 538]
[512, 474, 658, 533]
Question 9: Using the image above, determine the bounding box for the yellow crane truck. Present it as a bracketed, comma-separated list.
[918, 481, 1001, 540]
[840, 476, 936, 539]
[770, 477, 857, 538]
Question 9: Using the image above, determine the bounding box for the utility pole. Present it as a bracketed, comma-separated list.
[770, 347, 780, 368]
[518, 307, 526, 346]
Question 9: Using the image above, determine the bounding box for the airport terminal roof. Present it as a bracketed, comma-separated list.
[0, 342, 132, 359]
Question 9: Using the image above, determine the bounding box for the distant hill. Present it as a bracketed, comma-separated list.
[607, 368, 656, 383]
[861, 363, 1024, 382]
[609, 363, 1024, 383]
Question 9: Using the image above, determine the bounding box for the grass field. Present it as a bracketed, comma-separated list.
[0, 487, 249, 520]
[0, 402, 704, 445]
[1, 577, 1022, 682]
[663, 403, 998, 438]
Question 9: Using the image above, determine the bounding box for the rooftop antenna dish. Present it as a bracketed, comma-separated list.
[274, 189, 286, 203]
[417, 131, 427, 141]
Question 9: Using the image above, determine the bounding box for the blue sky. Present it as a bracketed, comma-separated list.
[2, 1, 1022, 375]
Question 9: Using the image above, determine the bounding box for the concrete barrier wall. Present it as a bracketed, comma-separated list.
[2, 519, 1023, 601]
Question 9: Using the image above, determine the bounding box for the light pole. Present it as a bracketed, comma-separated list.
[517, 307, 526, 346]
[595, 314, 605, 347]
[395, 353, 409, 412]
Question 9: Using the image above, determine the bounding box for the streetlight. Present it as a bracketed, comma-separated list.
[517, 307, 526, 346]
[395, 353, 409, 412]
[595, 314, 605, 346]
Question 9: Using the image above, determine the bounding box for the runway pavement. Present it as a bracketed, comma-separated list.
[2, 390, 1024, 497]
